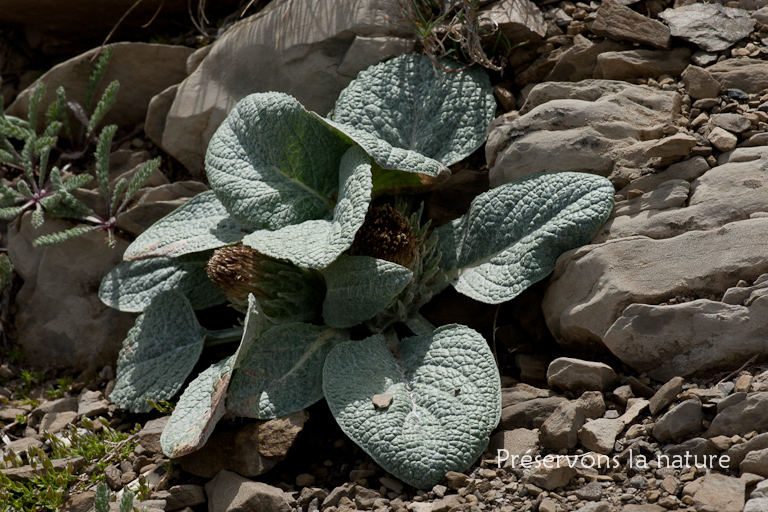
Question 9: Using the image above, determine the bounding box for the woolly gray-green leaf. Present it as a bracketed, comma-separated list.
[123, 191, 250, 261]
[110, 291, 207, 413]
[436, 172, 615, 304]
[159, 355, 233, 458]
[316, 116, 448, 179]
[323, 325, 501, 490]
[160, 296, 264, 458]
[242, 146, 372, 269]
[330, 54, 495, 167]
[205, 92, 351, 229]
[322, 255, 413, 328]
[227, 322, 349, 419]
[99, 252, 225, 313]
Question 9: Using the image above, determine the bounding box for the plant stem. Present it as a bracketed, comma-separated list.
[203, 327, 244, 347]
[405, 313, 435, 336]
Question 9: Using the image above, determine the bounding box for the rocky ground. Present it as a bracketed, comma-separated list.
[2, 0, 768, 511]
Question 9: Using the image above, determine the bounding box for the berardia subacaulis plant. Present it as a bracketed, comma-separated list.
[99, 53, 615, 490]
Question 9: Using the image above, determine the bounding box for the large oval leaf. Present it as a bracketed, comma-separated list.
[330, 54, 495, 167]
[160, 355, 233, 458]
[322, 255, 413, 328]
[323, 325, 501, 490]
[160, 295, 265, 458]
[317, 116, 449, 180]
[227, 323, 349, 419]
[99, 252, 225, 313]
[241, 146, 372, 269]
[437, 172, 615, 304]
[123, 191, 250, 261]
[205, 92, 352, 229]
[110, 291, 207, 413]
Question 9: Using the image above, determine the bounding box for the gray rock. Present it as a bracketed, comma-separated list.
[579, 502, 612, 512]
[547, 358, 619, 392]
[643, 134, 698, 159]
[745, 498, 768, 512]
[205, 470, 291, 512]
[754, 6, 768, 24]
[7, 213, 135, 371]
[539, 400, 584, 451]
[611, 180, 689, 218]
[487, 80, 680, 187]
[618, 398, 649, 424]
[180, 411, 308, 478]
[575, 481, 603, 501]
[0, 436, 43, 457]
[649, 377, 684, 415]
[652, 399, 704, 442]
[605, 293, 768, 380]
[715, 392, 747, 414]
[499, 397, 567, 430]
[546, 36, 629, 82]
[723, 432, 768, 470]
[77, 389, 109, 418]
[681, 65, 722, 99]
[144, 84, 178, 149]
[31, 396, 78, 418]
[158, 0, 414, 176]
[579, 418, 626, 454]
[483, 0, 547, 45]
[151, 484, 206, 510]
[686, 474, 745, 512]
[708, 126, 739, 152]
[545, 217, 768, 362]
[709, 393, 768, 438]
[658, 3, 754, 52]
[7, 43, 193, 133]
[594, 48, 691, 81]
[595, 158, 768, 243]
[590, 0, 671, 49]
[741, 448, 768, 478]
[489, 428, 540, 467]
[751, 478, 768, 498]
[39, 411, 78, 434]
[528, 457, 576, 490]
[501, 383, 554, 408]
[663, 437, 718, 461]
[708, 58, 768, 94]
[616, 156, 709, 197]
[138, 416, 169, 454]
[710, 113, 752, 134]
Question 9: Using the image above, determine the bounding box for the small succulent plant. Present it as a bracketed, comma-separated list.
[100, 54, 614, 489]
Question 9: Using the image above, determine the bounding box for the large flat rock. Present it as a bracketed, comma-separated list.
[156, 0, 414, 176]
[7, 43, 194, 133]
[543, 218, 768, 363]
[487, 80, 681, 187]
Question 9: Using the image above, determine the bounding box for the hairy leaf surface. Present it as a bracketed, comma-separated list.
[205, 92, 351, 229]
[99, 252, 224, 313]
[123, 191, 249, 261]
[227, 323, 349, 419]
[330, 54, 495, 167]
[110, 291, 206, 413]
[437, 172, 615, 304]
[242, 146, 372, 268]
[161, 296, 264, 457]
[323, 255, 412, 328]
[323, 325, 501, 489]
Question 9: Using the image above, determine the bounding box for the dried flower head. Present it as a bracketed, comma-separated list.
[350, 204, 418, 267]
[206, 244, 268, 305]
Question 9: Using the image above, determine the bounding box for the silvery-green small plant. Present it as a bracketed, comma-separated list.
[100, 54, 614, 489]
[0, 46, 159, 247]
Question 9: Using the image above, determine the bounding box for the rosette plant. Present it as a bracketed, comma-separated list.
[99, 54, 614, 489]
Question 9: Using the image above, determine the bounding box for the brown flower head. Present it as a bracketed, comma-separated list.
[350, 204, 418, 267]
[206, 244, 268, 305]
